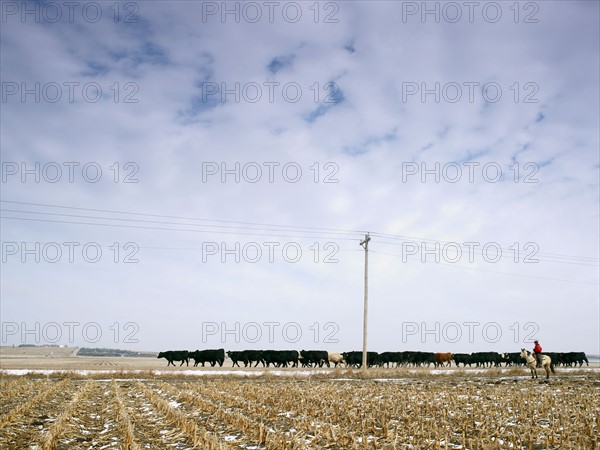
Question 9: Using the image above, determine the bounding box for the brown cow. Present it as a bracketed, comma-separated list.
[435, 352, 452, 367]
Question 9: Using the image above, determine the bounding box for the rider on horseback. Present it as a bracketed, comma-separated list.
[533, 340, 543, 368]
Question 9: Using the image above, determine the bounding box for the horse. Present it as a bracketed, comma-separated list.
[520, 349, 555, 379]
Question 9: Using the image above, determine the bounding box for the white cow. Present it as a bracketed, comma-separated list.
[328, 352, 346, 367]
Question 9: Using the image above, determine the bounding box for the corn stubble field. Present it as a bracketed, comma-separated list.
[0, 373, 598, 449]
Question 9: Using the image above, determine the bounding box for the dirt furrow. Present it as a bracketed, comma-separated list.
[112, 381, 142, 450]
[135, 380, 234, 449]
[181, 379, 368, 448]
[0, 378, 51, 417]
[36, 379, 96, 449]
[37, 380, 125, 449]
[109, 381, 193, 449]
[0, 379, 74, 448]
[153, 380, 283, 448]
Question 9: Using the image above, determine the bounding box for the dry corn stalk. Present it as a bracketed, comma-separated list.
[41, 379, 95, 449]
[112, 381, 142, 450]
[0, 379, 69, 429]
[135, 381, 230, 450]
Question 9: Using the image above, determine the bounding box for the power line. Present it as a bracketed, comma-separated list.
[370, 232, 599, 264]
[0, 208, 361, 238]
[0, 200, 365, 236]
[1, 199, 598, 267]
[4, 209, 593, 266]
[369, 239, 598, 267]
[370, 250, 600, 286]
[0, 216, 361, 242]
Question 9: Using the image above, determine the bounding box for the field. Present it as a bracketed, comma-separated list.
[0, 371, 598, 449]
[1, 348, 599, 449]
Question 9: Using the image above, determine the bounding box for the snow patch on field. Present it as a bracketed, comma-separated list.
[2, 367, 599, 378]
[0, 369, 333, 377]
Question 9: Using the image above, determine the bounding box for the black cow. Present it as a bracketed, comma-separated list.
[400, 351, 435, 367]
[378, 351, 403, 368]
[561, 351, 589, 367]
[342, 351, 380, 368]
[157, 350, 189, 367]
[452, 353, 473, 367]
[240, 350, 264, 367]
[190, 349, 225, 367]
[300, 350, 330, 368]
[342, 351, 361, 368]
[419, 352, 436, 367]
[226, 350, 246, 367]
[471, 352, 502, 367]
[395, 351, 414, 366]
[501, 352, 524, 366]
[262, 350, 300, 367]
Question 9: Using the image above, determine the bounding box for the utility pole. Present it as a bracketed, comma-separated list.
[360, 233, 371, 371]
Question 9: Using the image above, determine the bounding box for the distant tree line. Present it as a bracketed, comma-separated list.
[77, 347, 155, 358]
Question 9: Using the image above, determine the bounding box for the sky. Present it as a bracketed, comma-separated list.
[1, 1, 599, 355]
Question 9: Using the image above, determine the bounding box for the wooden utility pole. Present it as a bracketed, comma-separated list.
[360, 233, 371, 371]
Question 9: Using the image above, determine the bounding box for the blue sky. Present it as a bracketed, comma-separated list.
[1, 1, 598, 354]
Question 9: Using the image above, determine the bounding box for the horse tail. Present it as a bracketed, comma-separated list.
[550, 361, 556, 374]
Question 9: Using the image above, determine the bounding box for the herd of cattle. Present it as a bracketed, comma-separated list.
[157, 349, 590, 369]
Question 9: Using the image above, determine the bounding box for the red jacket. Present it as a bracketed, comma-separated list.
[533, 343, 542, 353]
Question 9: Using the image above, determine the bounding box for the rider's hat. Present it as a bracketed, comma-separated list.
[534, 340, 539, 343]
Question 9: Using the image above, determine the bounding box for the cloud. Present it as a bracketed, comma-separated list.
[267, 54, 295, 74]
[0, 1, 598, 354]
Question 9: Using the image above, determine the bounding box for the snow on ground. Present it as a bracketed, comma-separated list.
[1, 367, 599, 378]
